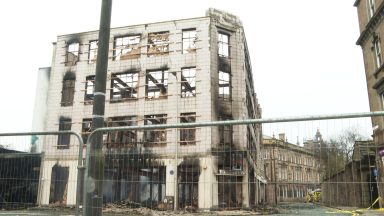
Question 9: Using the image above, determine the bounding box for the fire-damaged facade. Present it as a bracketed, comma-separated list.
[36, 8, 264, 209]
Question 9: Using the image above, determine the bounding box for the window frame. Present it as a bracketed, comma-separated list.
[219, 115, 233, 146]
[181, 67, 196, 98]
[147, 31, 170, 56]
[219, 70, 231, 100]
[66, 42, 80, 66]
[84, 75, 95, 104]
[180, 113, 196, 145]
[368, 0, 376, 18]
[374, 36, 382, 69]
[106, 116, 137, 148]
[143, 114, 167, 146]
[146, 69, 169, 99]
[88, 40, 98, 63]
[58, 117, 72, 149]
[81, 118, 92, 144]
[114, 35, 141, 60]
[60, 72, 76, 107]
[110, 71, 139, 102]
[218, 32, 230, 57]
[182, 29, 197, 54]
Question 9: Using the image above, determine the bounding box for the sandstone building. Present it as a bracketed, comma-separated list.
[354, 0, 384, 201]
[262, 133, 321, 204]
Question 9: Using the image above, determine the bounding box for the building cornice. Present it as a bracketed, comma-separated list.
[356, 2, 384, 46]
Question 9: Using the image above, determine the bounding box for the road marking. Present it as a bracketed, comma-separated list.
[325, 210, 359, 216]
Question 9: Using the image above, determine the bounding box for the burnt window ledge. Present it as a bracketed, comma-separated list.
[145, 96, 169, 100]
[110, 98, 139, 103]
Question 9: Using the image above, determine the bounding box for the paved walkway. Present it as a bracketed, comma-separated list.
[276, 203, 384, 216]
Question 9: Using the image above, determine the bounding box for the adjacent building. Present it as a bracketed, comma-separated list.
[35, 9, 265, 209]
[322, 140, 378, 208]
[262, 133, 321, 204]
[354, 0, 384, 200]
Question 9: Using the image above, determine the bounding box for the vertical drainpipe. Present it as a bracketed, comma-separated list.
[174, 68, 179, 210]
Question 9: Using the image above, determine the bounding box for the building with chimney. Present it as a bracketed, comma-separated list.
[262, 133, 321, 204]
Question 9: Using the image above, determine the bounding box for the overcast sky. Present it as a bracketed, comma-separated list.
[0, 0, 369, 138]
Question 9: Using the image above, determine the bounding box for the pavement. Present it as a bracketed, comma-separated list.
[275, 203, 384, 216]
[1, 203, 384, 215]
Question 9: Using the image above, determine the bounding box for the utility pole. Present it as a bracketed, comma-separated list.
[83, 0, 112, 215]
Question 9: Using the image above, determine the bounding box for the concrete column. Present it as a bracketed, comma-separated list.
[242, 165, 249, 207]
[198, 157, 217, 209]
[67, 160, 78, 206]
[39, 160, 53, 205]
[165, 160, 176, 197]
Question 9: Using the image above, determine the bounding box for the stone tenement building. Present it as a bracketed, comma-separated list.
[354, 0, 384, 200]
[262, 133, 321, 204]
[34, 9, 265, 210]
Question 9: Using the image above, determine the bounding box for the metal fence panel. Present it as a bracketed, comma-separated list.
[80, 112, 384, 215]
[1, 112, 384, 215]
[0, 131, 83, 215]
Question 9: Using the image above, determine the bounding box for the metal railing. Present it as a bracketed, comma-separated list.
[82, 111, 384, 215]
[1, 111, 384, 215]
[0, 131, 84, 215]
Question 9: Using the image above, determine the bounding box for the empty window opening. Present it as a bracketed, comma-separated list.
[114, 35, 141, 60]
[49, 164, 69, 205]
[182, 29, 197, 54]
[137, 167, 166, 207]
[219, 115, 233, 147]
[84, 76, 95, 104]
[102, 162, 166, 207]
[219, 71, 230, 100]
[180, 113, 196, 146]
[146, 70, 168, 99]
[81, 118, 92, 144]
[66, 42, 79, 66]
[111, 72, 138, 102]
[144, 114, 167, 146]
[58, 117, 71, 149]
[231, 153, 243, 171]
[178, 160, 200, 209]
[218, 33, 229, 57]
[88, 40, 98, 63]
[181, 68, 196, 98]
[218, 176, 243, 208]
[106, 116, 137, 149]
[148, 32, 169, 56]
[61, 72, 76, 107]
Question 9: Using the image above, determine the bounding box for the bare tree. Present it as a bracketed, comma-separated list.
[322, 127, 367, 178]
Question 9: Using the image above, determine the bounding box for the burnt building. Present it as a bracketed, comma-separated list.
[35, 8, 264, 209]
[354, 0, 384, 201]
